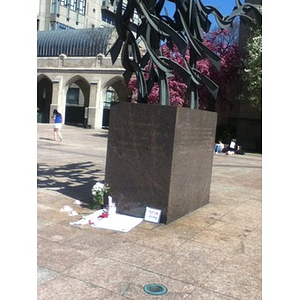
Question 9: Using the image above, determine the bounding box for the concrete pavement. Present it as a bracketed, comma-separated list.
[37, 123, 262, 299]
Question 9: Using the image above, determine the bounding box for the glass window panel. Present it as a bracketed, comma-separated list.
[67, 88, 80, 105]
[51, 0, 56, 13]
[70, 0, 75, 11]
[104, 87, 119, 109]
[78, 0, 86, 14]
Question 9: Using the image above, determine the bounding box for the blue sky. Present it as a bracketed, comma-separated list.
[164, 0, 245, 20]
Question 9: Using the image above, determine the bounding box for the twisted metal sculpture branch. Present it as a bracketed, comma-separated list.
[107, 0, 261, 109]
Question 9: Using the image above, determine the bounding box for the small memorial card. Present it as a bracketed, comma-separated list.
[144, 207, 162, 223]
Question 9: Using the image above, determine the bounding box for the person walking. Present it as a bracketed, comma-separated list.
[52, 109, 63, 141]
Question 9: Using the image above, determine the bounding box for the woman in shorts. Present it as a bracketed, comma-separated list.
[52, 109, 63, 141]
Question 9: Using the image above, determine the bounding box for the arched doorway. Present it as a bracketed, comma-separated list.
[65, 77, 90, 127]
[37, 76, 52, 123]
[102, 79, 131, 128]
[102, 86, 119, 128]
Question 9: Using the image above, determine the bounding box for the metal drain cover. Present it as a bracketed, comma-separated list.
[143, 283, 167, 295]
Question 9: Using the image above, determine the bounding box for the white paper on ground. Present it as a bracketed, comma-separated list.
[70, 218, 89, 225]
[60, 205, 73, 212]
[70, 210, 143, 232]
[69, 210, 78, 216]
[70, 210, 103, 225]
[91, 213, 143, 232]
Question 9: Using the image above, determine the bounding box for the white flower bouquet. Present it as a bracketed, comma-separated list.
[91, 182, 110, 208]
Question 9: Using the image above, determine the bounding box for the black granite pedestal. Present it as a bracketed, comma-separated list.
[105, 102, 217, 224]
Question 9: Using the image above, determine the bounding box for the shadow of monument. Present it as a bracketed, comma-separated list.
[37, 161, 105, 205]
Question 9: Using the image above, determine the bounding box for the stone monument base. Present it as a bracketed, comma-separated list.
[105, 103, 217, 224]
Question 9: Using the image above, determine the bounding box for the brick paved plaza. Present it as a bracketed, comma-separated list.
[37, 124, 262, 299]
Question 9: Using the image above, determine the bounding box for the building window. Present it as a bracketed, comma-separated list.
[60, 0, 85, 13]
[70, 0, 76, 11]
[57, 22, 68, 30]
[56, 22, 74, 30]
[78, 0, 86, 15]
[102, 10, 115, 25]
[104, 87, 119, 109]
[51, 0, 58, 13]
[67, 88, 80, 105]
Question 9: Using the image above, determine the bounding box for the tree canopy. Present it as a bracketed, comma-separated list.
[128, 28, 241, 111]
[238, 25, 262, 110]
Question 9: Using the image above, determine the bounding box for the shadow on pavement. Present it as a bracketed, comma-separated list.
[37, 161, 105, 205]
[213, 164, 262, 169]
[91, 133, 109, 138]
[39, 137, 54, 141]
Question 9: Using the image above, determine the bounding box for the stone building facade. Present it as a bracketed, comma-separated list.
[37, 28, 131, 128]
[37, 0, 126, 31]
[37, 0, 140, 129]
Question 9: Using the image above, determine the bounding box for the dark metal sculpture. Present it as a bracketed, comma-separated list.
[107, 0, 261, 109]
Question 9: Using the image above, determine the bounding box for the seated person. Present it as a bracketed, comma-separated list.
[214, 140, 224, 153]
[226, 139, 237, 155]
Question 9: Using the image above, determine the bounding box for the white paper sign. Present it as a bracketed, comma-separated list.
[144, 207, 162, 223]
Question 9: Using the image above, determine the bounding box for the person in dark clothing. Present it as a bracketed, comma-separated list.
[226, 139, 237, 155]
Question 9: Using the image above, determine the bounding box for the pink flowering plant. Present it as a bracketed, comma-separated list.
[127, 28, 241, 111]
[91, 182, 110, 208]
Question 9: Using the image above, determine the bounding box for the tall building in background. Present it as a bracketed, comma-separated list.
[37, 0, 126, 31]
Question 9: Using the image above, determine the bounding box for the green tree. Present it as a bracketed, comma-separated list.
[239, 25, 262, 110]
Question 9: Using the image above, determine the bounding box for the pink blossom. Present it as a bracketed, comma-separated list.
[127, 29, 241, 111]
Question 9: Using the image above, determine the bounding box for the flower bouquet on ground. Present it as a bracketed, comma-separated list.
[91, 182, 110, 209]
